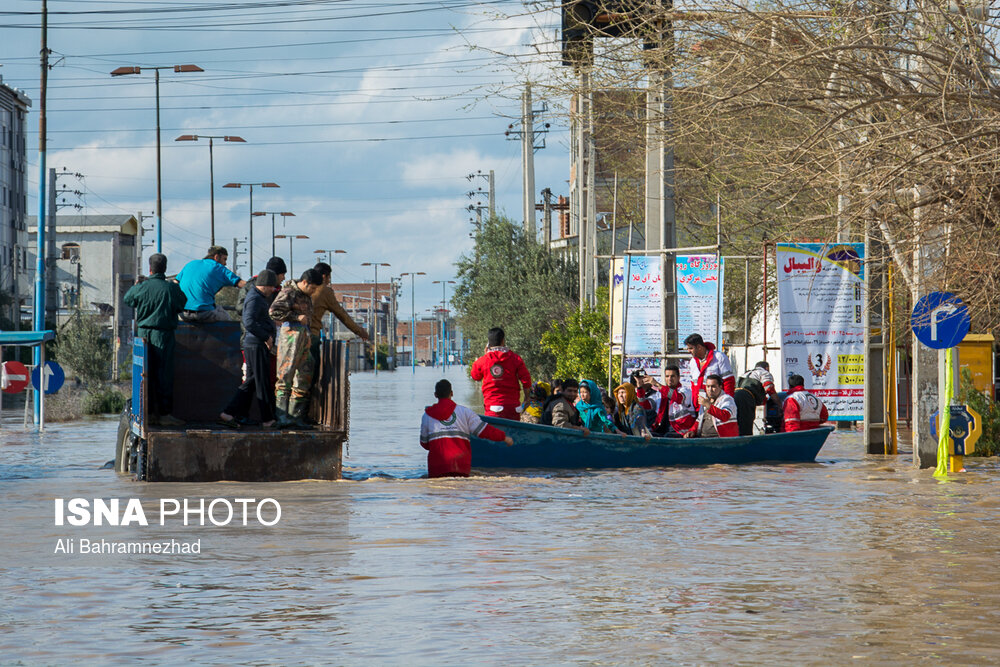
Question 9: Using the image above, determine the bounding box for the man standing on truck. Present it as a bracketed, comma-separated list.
[123, 253, 187, 427]
[269, 269, 323, 429]
[307, 262, 369, 399]
[177, 245, 246, 322]
[470, 327, 531, 421]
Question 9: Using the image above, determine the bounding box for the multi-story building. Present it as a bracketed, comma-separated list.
[328, 281, 398, 370]
[0, 77, 31, 321]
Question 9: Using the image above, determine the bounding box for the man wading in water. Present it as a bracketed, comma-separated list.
[420, 379, 512, 478]
[470, 327, 531, 421]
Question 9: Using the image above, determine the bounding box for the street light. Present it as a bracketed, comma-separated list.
[314, 248, 346, 267]
[175, 134, 246, 246]
[399, 271, 425, 374]
[222, 181, 279, 275]
[274, 234, 309, 278]
[432, 279, 456, 369]
[252, 210, 295, 258]
[111, 63, 204, 253]
[361, 262, 391, 375]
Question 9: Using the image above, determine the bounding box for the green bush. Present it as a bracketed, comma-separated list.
[957, 367, 1000, 457]
[83, 388, 126, 415]
[541, 287, 612, 387]
[54, 312, 112, 386]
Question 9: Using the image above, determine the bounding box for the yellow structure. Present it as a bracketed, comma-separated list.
[958, 333, 995, 396]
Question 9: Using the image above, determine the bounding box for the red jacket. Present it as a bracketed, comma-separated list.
[470, 347, 531, 409]
[783, 386, 829, 432]
[696, 393, 740, 437]
[420, 399, 506, 477]
[689, 342, 735, 398]
[653, 385, 697, 434]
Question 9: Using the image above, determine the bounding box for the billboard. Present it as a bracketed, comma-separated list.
[776, 242, 865, 420]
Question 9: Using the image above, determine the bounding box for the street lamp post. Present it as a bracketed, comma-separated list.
[223, 181, 279, 275]
[432, 280, 456, 369]
[111, 64, 204, 253]
[175, 134, 246, 246]
[360, 262, 390, 375]
[314, 248, 346, 267]
[274, 234, 309, 278]
[253, 211, 295, 258]
[400, 271, 425, 374]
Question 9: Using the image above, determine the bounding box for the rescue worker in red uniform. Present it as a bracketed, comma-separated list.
[470, 327, 532, 421]
[783, 373, 829, 432]
[420, 379, 512, 478]
[685, 333, 735, 398]
[685, 374, 739, 438]
[653, 364, 697, 436]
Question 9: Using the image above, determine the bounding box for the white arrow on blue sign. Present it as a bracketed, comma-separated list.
[910, 291, 971, 349]
[31, 361, 65, 394]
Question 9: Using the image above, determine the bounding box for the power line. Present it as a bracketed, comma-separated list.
[46, 131, 511, 150]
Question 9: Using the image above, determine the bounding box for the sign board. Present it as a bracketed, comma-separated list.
[31, 361, 65, 395]
[776, 242, 865, 420]
[911, 291, 971, 350]
[677, 255, 725, 352]
[620, 255, 663, 356]
[1, 361, 29, 394]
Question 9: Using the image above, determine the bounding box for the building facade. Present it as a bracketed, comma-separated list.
[0, 77, 31, 321]
[26, 214, 139, 324]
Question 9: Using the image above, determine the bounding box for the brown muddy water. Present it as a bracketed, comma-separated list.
[2, 366, 1000, 665]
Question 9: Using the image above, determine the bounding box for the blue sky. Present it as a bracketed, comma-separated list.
[1, 0, 568, 315]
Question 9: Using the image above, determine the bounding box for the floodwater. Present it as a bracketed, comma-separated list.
[3, 367, 1000, 665]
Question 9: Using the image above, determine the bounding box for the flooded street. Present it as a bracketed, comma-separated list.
[3, 366, 1000, 664]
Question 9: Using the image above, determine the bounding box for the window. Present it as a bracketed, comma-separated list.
[61, 242, 81, 261]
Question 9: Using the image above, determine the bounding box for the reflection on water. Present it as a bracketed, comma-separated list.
[3, 366, 1000, 664]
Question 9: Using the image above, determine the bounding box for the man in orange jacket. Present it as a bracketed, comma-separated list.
[470, 327, 531, 421]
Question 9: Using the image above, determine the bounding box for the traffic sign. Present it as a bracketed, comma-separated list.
[1, 361, 29, 394]
[930, 404, 982, 455]
[31, 361, 65, 395]
[911, 291, 971, 349]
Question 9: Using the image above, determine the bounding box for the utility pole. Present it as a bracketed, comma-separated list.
[505, 86, 549, 240]
[466, 170, 495, 223]
[539, 188, 554, 249]
[572, 73, 596, 309]
[522, 84, 536, 238]
[645, 1, 678, 358]
[33, 0, 49, 426]
[46, 168, 56, 323]
[232, 237, 246, 274]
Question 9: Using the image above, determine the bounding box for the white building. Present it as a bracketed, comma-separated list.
[0, 77, 31, 321]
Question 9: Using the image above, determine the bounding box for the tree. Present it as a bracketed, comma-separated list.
[452, 215, 578, 379]
[541, 287, 612, 387]
[54, 311, 112, 387]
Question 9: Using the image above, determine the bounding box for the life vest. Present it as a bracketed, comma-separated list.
[783, 387, 827, 431]
[696, 393, 739, 438]
[689, 342, 735, 398]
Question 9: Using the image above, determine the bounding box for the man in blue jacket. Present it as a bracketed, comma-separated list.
[217, 269, 280, 428]
[177, 245, 245, 322]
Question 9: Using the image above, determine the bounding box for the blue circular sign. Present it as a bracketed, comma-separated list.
[911, 292, 971, 349]
[31, 361, 65, 394]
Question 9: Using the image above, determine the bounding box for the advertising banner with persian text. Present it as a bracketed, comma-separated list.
[610, 258, 663, 381]
[776, 242, 865, 420]
[621, 255, 663, 356]
[677, 255, 725, 350]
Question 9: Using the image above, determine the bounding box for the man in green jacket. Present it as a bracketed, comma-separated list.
[124, 253, 188, 426]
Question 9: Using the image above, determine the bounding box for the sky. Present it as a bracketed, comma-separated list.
[0, 0, 568, 317]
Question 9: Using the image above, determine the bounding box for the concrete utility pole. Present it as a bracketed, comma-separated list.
[572, 72, 597, 310]
[522, 84, 536, 238]
[232, 237, 246, 274]
[645, 1, 678, 356]
[540, 188, 553, 249]
[506, 85, 549, 240]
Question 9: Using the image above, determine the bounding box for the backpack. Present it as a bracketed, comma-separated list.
[737, 375, 766, 405]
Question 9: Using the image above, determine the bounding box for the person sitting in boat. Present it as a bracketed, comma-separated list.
[684, 374, 739, 438]
[630, 369, 661, 426]
[652, 364, 696, 437]
[470, 327, 532, 421]
[685, 333, 735, 399]
[783, 374, 829, 432]
[520, 381, 551, 424]
[420, 379, 512, 478]
[546, 379, 590, 435]
[612, 383, 652, 440]
[745, 361, 777, 398]
[576, 380, 617, 434]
